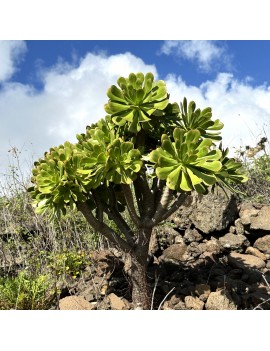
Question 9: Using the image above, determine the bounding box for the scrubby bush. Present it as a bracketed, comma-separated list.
[235, 137, 270, 203]
[0, 270, 55, 310]
[47, 248, 91, 279]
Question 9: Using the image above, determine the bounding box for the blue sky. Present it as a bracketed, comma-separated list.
[12, 40, 270, 88]
[1, 40, 270, 180]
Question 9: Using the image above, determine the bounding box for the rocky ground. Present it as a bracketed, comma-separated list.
[58, 188, 270, 310]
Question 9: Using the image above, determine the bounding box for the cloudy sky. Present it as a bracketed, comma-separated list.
[1, 40, 270, 178]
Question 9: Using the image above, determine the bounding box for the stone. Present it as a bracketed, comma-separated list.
[228, 252, 266, 270]
[218, 233, 250, 252]
[91, 249, 121, 276]
[187, 242, 202, 258]
[254, 235, 270, 254]
[245, 246, 267, 261]
[205, 291, 237, 310]
[183, 228, 203, 244]
[154, 226, 183, 250]
[195, 284, 211, 302]
[164, 294, 186, 309]
[184, 296, 204, 310]
[174, 301, 187, 310]
[175, 236, 185, 244]
[190, 188, 238, 234]
[108, 293, 130, 310]
[235, 218, 245, 235]
[80, 286, 96, 302]
[229, 226, 236, 234]
[239, 203, 270, 232]
[239, 203, 260, 226]
[168, 294, 182, 307]
[169, 195, 194, 229]
[96, 296, 111, 310]
[250, 206, 270, 231]
[162, 301, 170, 310]
[161, 243, 188, 262]
[198, 237, 221, 255]
[59, 296, 95, 310]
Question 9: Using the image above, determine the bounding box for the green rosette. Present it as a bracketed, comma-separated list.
[149, 128, 223, 194]
[104, 72, 169, 133]
[28, 142, 88, 216]
[176, 98, 224, 141]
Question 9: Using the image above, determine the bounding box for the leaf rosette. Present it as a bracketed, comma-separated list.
[149, 128, 223, 193]
[76, 125, 143, 186]
[215, 146, 248, 191]
[28, 142, 88, 216]
[176, 98, 224, 141]
[104, 72, 169, 133]
[105, 139, 143, 184]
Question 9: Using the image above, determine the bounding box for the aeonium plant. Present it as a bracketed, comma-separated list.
[28, 72, 247, 309]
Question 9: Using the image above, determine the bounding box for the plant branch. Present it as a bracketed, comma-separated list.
[121, 184, 141, 227]
[104, 206, 135, 246]
[152, 179, 166, 209]
[76, 201, 132, 253]
[152, 186, 174, 224]
[91, 189, 104, 222]
[140, 171, 155, 217]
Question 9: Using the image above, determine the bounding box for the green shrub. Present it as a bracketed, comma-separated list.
[47, 249, 91, 278]
[0, 270, 55, 310]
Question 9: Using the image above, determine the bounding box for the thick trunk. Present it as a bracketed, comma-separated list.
[124, 227, 153, 310]
[127, 255, 151, 310]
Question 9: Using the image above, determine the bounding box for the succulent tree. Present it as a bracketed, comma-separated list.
[28, 72, 247, 309]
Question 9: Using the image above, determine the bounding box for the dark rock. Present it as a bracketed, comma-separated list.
[254, 235, 270, 254]
[194, 283, 211, 302]
[189, 188, 238, 234]
[154, 226, 184, 251]
[250, 206, 270, 231]
[160, 243, 188, 263]
[239, 203, 270, 233]
[183, 228, 203, 244]
[108, 293, 130, 310]
[219, 233, 250, 252]
[239, 202, 260, 226]
[163, 294, 186, 310]
[245, 246, 267, 260]
[198, 237, 222, 255]
[235, 218, 245, 235]
[187, 242, 202, 258]
[228, 252, 266, 269]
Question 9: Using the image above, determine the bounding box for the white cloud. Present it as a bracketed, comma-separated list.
[166, 73, 270, 153]
[0, 51, 157, 177]
[160, 40, 230, 72]
[0, 41, 27, 82]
